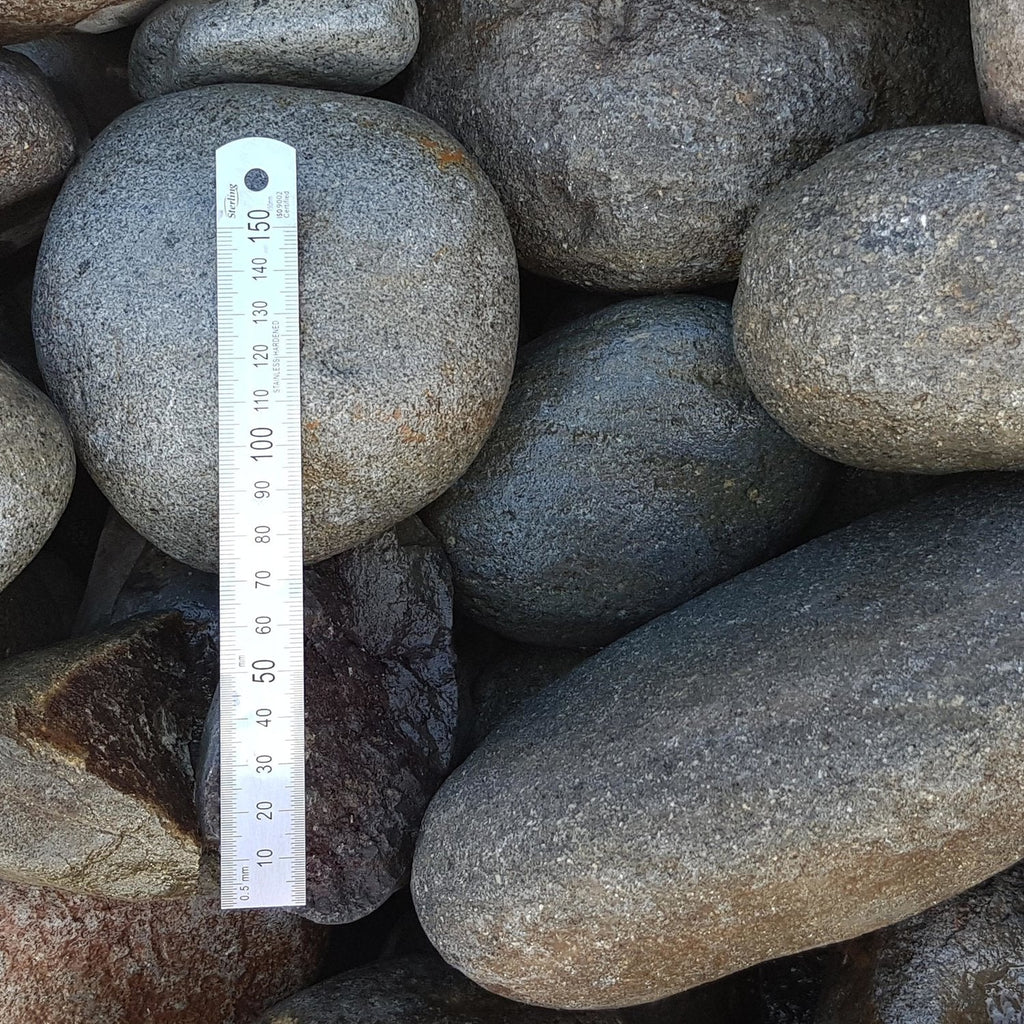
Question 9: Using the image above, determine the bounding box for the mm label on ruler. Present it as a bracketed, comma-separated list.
[216, 137, 306, 910]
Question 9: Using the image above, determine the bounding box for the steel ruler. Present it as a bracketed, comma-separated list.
[216, 137, 306, 910]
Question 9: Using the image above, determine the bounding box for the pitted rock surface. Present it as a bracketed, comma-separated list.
[971, 0, 1024, 133]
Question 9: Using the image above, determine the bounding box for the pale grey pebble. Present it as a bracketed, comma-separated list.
[423, 296, 830, 649]
[33, 84, 518, 572]
[0, 359, 75, 594]
[403, 0, 980, 292]
[130, 0, 419, 98]
[412, 478, 1024, 1009]
[971, 0, 1024, 133]
[735, 124, 1024, 473]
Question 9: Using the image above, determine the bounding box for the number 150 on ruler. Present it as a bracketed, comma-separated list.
[216, 137, 306, 910]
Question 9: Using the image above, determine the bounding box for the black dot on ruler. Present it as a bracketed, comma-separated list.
[245, 168, 269, 192]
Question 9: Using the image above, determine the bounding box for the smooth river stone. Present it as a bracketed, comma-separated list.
[0, 613, 214, 899]
[0, 359, 75, 593]
[735, 124, 1024, 473]
[816, 862, 1024, 1024]
[130, 0, 419, 98]
[0, 0, 161, 42]
[424, 296, 829, 649]
[971, 0, 1024, 133]
[34, 84, 518, 571]
[404, 0, 979, 292]
[0, 863, 330, 1023]
[200, 519, 460, 924]
[411, 479, 1024, 1009]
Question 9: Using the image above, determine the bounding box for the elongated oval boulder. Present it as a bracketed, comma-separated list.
[735, 124, 1024, 473]
[424, 297, 829, 649]
[34, 84, 518, 571]
[412, 479, 1024, 1009]
[0, 358, 75, 592]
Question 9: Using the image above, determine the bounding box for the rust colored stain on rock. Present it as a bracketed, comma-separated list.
[415, 134, 468, 170]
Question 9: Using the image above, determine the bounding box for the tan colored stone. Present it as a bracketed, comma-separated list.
[0, 0, 159, 43]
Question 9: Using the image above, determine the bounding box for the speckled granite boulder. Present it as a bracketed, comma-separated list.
[735, 124, 1024, 473]
[34, 84, 518, 571]
[0, 863, 330, 1023]
[817, 862, 1024, 1024]
[424, 297, 829, 648]
[0, 0, 161, 42]
[0, 50, 77, 254]
[412, 480, 1024, 1009]
[404, 0, 980, 291]
[971, 0, 1024, 133]
[0, 613, 214, 899]
[130, 0, 419, 98]
[0, 359, 75, 593]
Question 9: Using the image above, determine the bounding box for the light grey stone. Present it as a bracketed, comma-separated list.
[130, 0, 419, 98]
[735, 124, 1024, 473]
[971, 0, 1024, 133]
[34, 84, 518, 572]
[412, 479, 1024, 1009]
[0, 359, 75, 593]
[424, 296, 829, 649]
[404, 0, 980, 292]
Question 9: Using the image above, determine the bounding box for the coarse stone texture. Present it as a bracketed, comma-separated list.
[0, 863, 330, 1023]
[412, 479, 1024, 1009]
[735, 124, 1024, 473]
[200, 519, 460, 924]
[34, 84, 518, 572]
[130, 0, 419, 98]
[0, 51, 77, 254]
[424, 297, 830, 649]
[971, 0, 1024, 133]
[816, 862, 1024, 1023]
[0, 613, 215, 899]
[0, 550, 81, 660]
[404, 0, 980, 292]
[0, 0, 161, 43]
[0, 359, 75, 593]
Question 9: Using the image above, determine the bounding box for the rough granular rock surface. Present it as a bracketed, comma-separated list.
[130, 0, 420, 98]
[735, 124, 1024, 473]
[971, 0, 1024, 133]
[412, 480, 1024, 1009]
[0, 0, 162, 42]
[424, 296, 829, 649]
[34, 84, 519, 571]
[0, 359, 75, 593]
[404, 0, 980, 292]
[0, 613, 215, 900]
[200, 519, 460, 924]
[816, 862, 1024, 1024]
[0, 865, 330, 1023]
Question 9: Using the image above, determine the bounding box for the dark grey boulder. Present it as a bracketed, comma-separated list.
[816, 861, 1024, 1024]
[34, 84, 518, 572]
[130, 0, 419, 98]
[424, 296, 829, 649]
[735, 124, 1024, 473]
[404, 0, 980, 292]
[971, 0, 1024, 133]
[412, 480, 1024, 1009]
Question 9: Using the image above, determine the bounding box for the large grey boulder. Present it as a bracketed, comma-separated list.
[130, 0, 419, 98]
[412, 480, 1024, 1009]
[34, 84, 518, 571]
[424, 297, 829, 649]
[0, 359, 75, 593]
[404, 0, 980, 292]
[735, 124, 1024, 473]
[971, 0, 1024, 133]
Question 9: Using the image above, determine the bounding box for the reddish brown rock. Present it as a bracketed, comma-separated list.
[0, 0, 161, 43]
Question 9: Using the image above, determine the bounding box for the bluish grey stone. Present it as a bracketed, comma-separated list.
[130, 0, 419, 98]
[424, 296, 830, 649]
[412, 479, 1024, 1009]
[34, 84, 518, 571]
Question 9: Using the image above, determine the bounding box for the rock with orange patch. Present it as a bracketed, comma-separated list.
[0, 863, 330, 1023]
[412, 480, 1024, 1009]
[0, 612, 215, 899]
[0, 0, 161, 42]
[35, 84, 519, 572]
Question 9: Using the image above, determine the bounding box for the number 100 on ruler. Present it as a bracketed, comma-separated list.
[216, 137, 306, 910]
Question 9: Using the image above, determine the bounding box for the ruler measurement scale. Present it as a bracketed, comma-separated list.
[216, 138, 306, 910]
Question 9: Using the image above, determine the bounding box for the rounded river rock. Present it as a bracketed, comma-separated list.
[971, 0, 1024, 133]
[424, 296, 829, 649]
[735, 124, 1024, 473]
[412, 479, 1024, 1009]
[34, 84, 518, 571]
